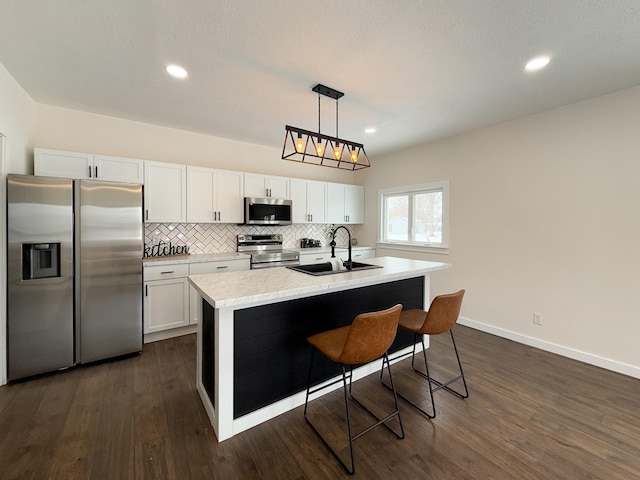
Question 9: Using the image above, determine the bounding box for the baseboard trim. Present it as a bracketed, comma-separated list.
[144, 324, 197, 344]
[458, 317, 640, 380]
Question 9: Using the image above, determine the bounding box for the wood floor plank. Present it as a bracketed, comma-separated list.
[1, 325, 639, 479]
[43, 368, 98, 480]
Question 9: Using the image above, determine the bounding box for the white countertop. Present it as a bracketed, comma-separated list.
[189, 256, 451, 309]
[143, 252, 250, 266]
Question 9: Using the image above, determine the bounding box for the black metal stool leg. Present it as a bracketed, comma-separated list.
[383, 331, 470, 418]
[305, 350, 404, 475]
[427, 330, 469, 398]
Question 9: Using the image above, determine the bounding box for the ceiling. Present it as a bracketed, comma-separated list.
[1, 0, 640, 157]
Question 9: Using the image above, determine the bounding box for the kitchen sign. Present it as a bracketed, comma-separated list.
[144, 240, 190, 258]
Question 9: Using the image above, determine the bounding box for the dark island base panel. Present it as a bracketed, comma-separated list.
[232, 276, 425, 419]
[202, 299, 215, 404]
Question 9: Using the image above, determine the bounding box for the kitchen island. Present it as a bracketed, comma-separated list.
[188, 256, 451, 441]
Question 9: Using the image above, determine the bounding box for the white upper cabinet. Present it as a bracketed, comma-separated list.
[34, 148, 144, 183]
[327, 183, 364, 224]
[93, 154, 144, 184]
[187, 166, 244, 223]
[290, 178, 327, 224]
[144, 161, 187, 223]
[327, 183, 346, 224]
[34, 148, 92, 179]
[344, 184, 364, 224]
[244, 173, 290, 199]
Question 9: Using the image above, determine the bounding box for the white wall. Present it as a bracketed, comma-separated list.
[361, 85, 640, 377]
[30, 104, 354, 184]
[0, 63, 38, 385]
[0, 63, 37, 173]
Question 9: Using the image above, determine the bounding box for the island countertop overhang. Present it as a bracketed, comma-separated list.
[188, 256, 451, 309]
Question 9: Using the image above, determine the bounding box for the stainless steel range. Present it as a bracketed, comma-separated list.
[237, 234, 300, 269]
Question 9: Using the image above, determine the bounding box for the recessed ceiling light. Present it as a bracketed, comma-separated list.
[166, 64, 188, 79]
[524, 56, 551, 72]
[364, 127, 376, 134]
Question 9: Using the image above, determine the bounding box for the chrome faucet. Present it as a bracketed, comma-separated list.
[330, 225, 352, 270]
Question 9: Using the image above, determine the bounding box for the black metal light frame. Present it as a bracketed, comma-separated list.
[282, 84, 370, 171]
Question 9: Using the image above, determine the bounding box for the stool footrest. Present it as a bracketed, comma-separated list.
[304, 351, 404, 475]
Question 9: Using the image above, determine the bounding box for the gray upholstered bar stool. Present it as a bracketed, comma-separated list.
[304, 304, 404, 475]
[382, 290, 468, 419]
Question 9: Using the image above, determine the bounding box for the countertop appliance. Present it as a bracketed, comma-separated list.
[244, 197, 292, 226]
[237, 233, 299, 269]
[300, 238, 321, 248]
[7, 174, 143, 381]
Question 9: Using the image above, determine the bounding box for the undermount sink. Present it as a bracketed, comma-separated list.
[287, 261, 383, 276]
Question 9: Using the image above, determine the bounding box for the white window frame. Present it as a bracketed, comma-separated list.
[377, 180, 449, 255]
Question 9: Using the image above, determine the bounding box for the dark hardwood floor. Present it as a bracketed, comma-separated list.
[1, 325, 639, 479]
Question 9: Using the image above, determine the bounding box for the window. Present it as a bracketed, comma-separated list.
[378, 181, 449, 252]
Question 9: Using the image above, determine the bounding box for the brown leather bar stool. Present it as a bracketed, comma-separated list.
[304, 304, 404, 475]
[382, 290, 468, 419]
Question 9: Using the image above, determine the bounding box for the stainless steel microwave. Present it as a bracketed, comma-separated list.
[244, 197, 292, 225]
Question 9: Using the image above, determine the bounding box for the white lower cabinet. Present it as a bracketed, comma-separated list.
[299, 251, 333, 265]
[144, 264, 190, 334]
[337, 247, 375, 261]
[144, 258, 250, 337]
[299, 248, 375, 265]
[188, 259, 250, 325]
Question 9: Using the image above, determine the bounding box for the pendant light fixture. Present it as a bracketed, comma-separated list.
[282, 84, 370, 170]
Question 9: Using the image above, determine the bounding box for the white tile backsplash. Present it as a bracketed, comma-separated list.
[145, 223, 360, 254]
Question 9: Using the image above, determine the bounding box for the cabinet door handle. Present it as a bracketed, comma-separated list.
[160, 270, 175, 274]
[145, 209, 149, 221]
[145, 285, 148, 296]
[88, 166, 92, 178]
[95, 166, 98, 178]
[216, 265, 228, 269]
[315, 257, 323, 261]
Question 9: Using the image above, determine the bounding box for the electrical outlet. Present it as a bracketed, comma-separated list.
[533, 312, 543, 325]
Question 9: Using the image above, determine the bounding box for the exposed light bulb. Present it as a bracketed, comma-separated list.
[334, 142, 341, 160]
[295, 134, 304, 153]
[350, 149, 358, 163]
[316, 138, 324, 156]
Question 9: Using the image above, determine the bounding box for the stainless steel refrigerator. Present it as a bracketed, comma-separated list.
[7, 174, 143, 381]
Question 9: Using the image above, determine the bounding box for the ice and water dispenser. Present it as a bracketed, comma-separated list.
[22, 243, 61, 280]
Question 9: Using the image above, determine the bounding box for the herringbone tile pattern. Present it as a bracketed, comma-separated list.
[144, 223, 358, 254]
